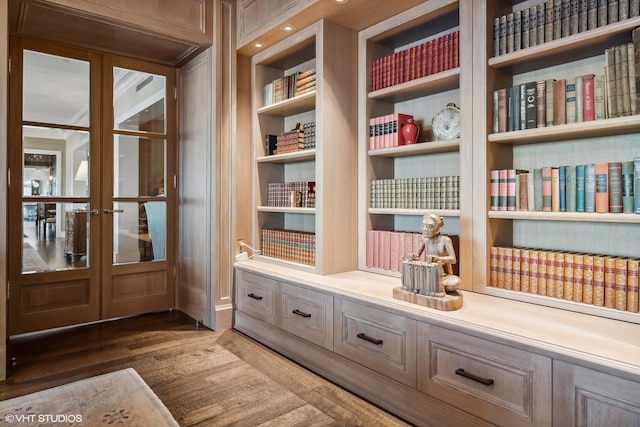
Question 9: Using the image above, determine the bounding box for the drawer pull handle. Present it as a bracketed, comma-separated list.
[247, 293, 263, 300]
[292, 309, 311, 318]
[455, 368, 494, 386]
[357, 333, 383, 345]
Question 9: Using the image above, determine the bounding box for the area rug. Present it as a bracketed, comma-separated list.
[22, 242, 51, 273]
[0, 368, 178, 426]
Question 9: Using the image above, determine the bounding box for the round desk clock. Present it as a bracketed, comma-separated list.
[432, 103, 461, 141]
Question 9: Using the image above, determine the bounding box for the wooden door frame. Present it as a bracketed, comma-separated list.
[100, 55, 177, 319]
[7, 38, 102, 335]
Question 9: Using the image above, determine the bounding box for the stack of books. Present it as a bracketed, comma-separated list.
[369, 113, 414, 149]
[493, 0, 640, 58]
[275, 129, 304, 155]
[490, 245, 639, 313]
[267, 181, 316, 208]
[370, 176, 460, 210]
[366, 230, 459, 275]
[490, 158, 640, 214]
[262, 68, 316, 107]
[261, 228, 315, 266]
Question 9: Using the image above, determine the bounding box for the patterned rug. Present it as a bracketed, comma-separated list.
[0, 368, 178, 426]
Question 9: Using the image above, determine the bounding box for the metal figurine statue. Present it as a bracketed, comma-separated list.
[401, 213, 461, 296]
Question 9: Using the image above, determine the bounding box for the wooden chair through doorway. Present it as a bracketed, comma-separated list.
[36, 202, 56, 239]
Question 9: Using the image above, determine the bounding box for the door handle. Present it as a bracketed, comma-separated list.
[104, 209, 124, 214]
[76, 209, 99, 215]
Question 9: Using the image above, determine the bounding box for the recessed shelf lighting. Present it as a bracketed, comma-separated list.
[281, 24, 296, 32]
[254, 43, 263, 48]
[333, 0, 349, 4]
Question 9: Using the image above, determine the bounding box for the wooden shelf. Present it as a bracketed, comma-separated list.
[485, 287, 640, 326]
[368, 139, 459, 157]
[488, 16, 640, 74]
[369, 208, 460, 217]
[488, 210, 640, 223]
[256, 91, 315, 116]
[368, 68, 460, 103]
[257, 149, 316, 163]
[257, 206, 315, 214]
[251, 254, 315, 273]
[488, 115, 640, 145]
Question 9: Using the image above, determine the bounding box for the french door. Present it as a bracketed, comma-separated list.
[8, 38, 176, 335]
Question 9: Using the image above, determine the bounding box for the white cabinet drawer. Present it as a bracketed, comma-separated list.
[235, 270, 279, 325]
[280, 283, 333, 350]
[417, 324, 551, 427]
[334, 299, 416, 387]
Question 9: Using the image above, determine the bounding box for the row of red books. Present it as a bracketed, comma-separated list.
[490, 246, 639, 313]
[371, 31, 459, 92]
[261, 228, 315, 267]
[365, 230, 459, 275]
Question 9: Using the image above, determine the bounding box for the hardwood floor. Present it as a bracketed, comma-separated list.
[0, 311, 413, 426]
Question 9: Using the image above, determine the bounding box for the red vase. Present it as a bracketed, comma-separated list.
[401, 119, 419, 145]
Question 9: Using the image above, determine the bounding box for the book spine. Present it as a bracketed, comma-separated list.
[536, 80, 546, 127]
[597, 0, 608, 27]
[609, 0, 620, 23]
[620, 43, 631, 116]
[604, 257, 617, 308]
[553, 79, 567, 125]
[546, 79, 556, 126]
[585, 163, 596, 212]
[605, 47, 619, 118]
[594, 74, 605, 119]
[551, 167, 561, 212]
[534, 168, 544, 211]
[497, 247, 505, 288]
[622, 160, 634, 213]
[514, 11, 522, 52]
[566, 165, 577, 212]
[593, 255, 605, 306]
[538, 3, 546, 45]
[574, 253, 585, 302]
[519, 172, 529, 211]
[538, 250, 548, 296]
[504, 247, 513, 290]
[582, 73, 596, 121]
[628, 259, 639, 312]
[576, 164, 585, 212]
[595, 162, 609, 213]
[547, 251, 557, 297]
[490, 246, 498, 286]
[542, 166, 553, 211]
[609, 161, 623, 213]
[562, 0, 571, 37]
[554, 0, 563, 39]
[530, 250, 539, 295]
[490, 170, 500, 210]
[498, 88, 508, 132]
[527, 172, 535, 211]
[570, 0, 580, 34]
[499, 169, 508, 211]
[530, 6, 538, 47]
[546, 0, 555, 41]
[559, 165, 567, 212]
[525, 81, 537, 129]
[566, 78, 577, 123]
[521, 248, 531, 293]
[575, 75, 584, 122]
[583, 254, 594, 304]
[522, 9, 530, 50]
[587, 0, 598, 29]
[635, 157, 640, 213]
[511, 248, 522, 292]
[506, 13, 515, 54]
[628, 42, 637, 115]
[507, 169, 517, 211]
[620, 0, 630, 19]
[615, 258, 628, 311]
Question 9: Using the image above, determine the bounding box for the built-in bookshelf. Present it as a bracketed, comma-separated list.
[250, 19, 358, 275]
[358, 0, 473, 286]
[475, 0, 640, 324]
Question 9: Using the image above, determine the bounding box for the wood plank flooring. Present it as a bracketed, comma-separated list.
[0, 310, 413, 426]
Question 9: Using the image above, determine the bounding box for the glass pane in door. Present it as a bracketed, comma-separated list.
[113, 136, 166, 198]
[22, 202, 90, 273]
[113, 68, 166, 133]
[112, 201, 166, 264]
[23, 50, 90, 127]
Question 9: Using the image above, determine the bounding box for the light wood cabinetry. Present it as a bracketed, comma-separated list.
[9, 0, 213, 65]
[418, 324, 551, 427]
[553, 360, 640, 426]
[473, 0, 640, 323]
[358, 0, 473, 287]
[280, 282, 333, 349]
[250, 19, 358, 275]
[334, 298, 417, 387]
